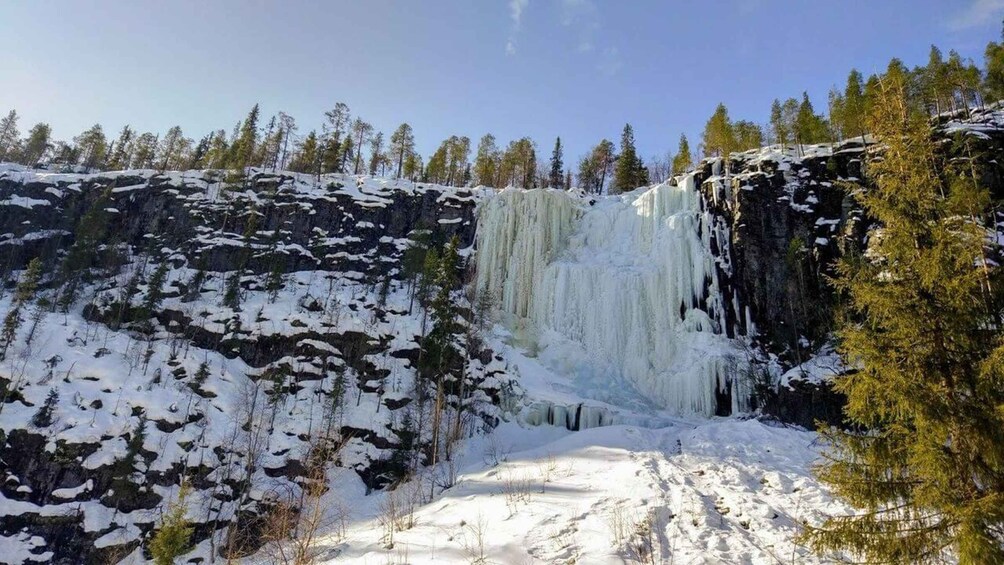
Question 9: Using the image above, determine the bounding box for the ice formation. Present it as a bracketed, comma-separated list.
[475, 175, 747, 416]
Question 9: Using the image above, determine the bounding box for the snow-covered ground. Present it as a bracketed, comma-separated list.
[0, 162, 857, 564]
[267, 337, 851, 565]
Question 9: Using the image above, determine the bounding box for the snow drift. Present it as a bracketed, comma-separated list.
[475, 174, 747, 416]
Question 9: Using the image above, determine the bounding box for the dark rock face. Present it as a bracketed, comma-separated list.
[0, 169, 500, 562]
[695, 122, 1004, 427]
[0, 170, 479, 279]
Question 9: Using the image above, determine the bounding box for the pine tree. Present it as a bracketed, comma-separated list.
[323, 103, 351, 168]
[19, 123, 51, 166]
[30, 388, 58, 428]
[770, 99, 787, 147]
[734, 120, 763, 151]
[828, 88, 846, 140]
[131, 132, 159, 169]
[702, 103, 736, 159]
[203, 130, 229, 169]
[106, 126, 135, 170]
[594, 139, 615, 192]
[473, 134, 500, 187]
[158, 126, 189, 172]
[187, 134, 210, 169]
[74, 124, 108, 169]
[368, 131, 384, 176]
[498, 137, 536, 189]
[406, 152, 423, 181]
[289, 130, 319, 174]
[985, 37, 1004, 104]
[350, 118, 373, 175]
[0, 110, 20, 161]
[446, 136, 471, 186]
[802, 67, 1004, 564]
[671, 134, 693, 176]
[275, 112, 296, 170]
[549, 137, 564, 188]
[425, 142, 448, 184]
[149, 482, 193, 565]
[390, 123, 416, 179]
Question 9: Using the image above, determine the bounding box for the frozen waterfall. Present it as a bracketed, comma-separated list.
[475, 175, 748, 417]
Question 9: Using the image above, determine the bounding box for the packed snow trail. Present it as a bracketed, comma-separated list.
[308, 418, 848, 564]
[475, 176, 746, 416]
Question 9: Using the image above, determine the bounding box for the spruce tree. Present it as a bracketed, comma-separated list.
[844, 70, 867, 144]
[802, 67, 1004, 564]
[290, 130, 319, 174]
[1, 258, 43, 360]
[671, 134, 693, 176]
[19, 123, 51, 166]
[106, 125, 135, 170]
[984, 38, 1004, 104]
[0, 110, 20, 161]
[149, 482, 193, 565]
[613, 124, 643, 193]
[58, 189, 111, 309]
[702, 103, 736, 160]
[30, 388, 58, 428]
[229, 104, 260, 183]
[770, 99, 787, 147]
[549, 137, 564, 188]
[141, 261, 169, 319]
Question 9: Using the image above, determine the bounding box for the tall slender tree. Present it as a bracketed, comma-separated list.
[350, 118, 373, 175]
[802, 66, 1004, 564]
[0, 110, 20, 161]
[106, 125, 135, 170]
[702, 103, 736, 159]
[671, 134, 693, 176]
[19, 123, 51, 166]
[389, 123, 415, 179]
[74, 124, 108, 169]
[473, 134, 499, 187]
[549, 137, 564, 188]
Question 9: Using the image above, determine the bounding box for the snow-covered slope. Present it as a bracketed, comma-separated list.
[0, 166, 512, 562]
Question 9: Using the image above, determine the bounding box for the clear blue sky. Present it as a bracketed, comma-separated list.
[2, 0, 1003, 164]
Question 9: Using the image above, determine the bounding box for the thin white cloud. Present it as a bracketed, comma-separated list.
[510, 0, 529, 28]
[597, 46, 622, 76]
[950, 0, 1004, 30]
[506, 0, 530, 55]
[560, 0, 600, 52]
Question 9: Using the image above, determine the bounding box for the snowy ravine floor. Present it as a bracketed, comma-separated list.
[295, 419, 845, 565]
[244, 336, 851, 565]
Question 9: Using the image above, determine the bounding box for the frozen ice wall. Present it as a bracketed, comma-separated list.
[475, 175, 747, 416]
